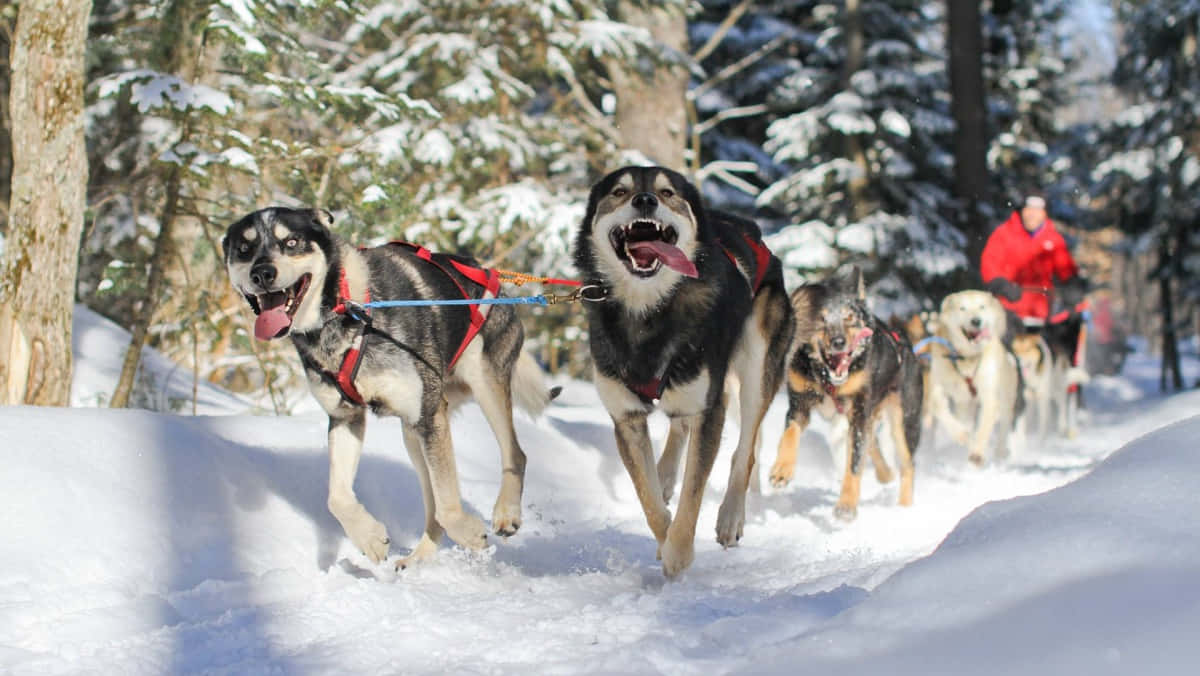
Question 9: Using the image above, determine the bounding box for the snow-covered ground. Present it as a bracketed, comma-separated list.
[1, 308, 1198, 674]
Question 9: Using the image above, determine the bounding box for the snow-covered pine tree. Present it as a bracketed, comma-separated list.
[1093, 0, 1200, 391]
[325, 1, 667, 269]
[83, 0, 665, 405]
[686, 0, 807, 212]
[983, 0, 1093, 225]
[85, 0, 445, 409]
[744, 1, 962, 313]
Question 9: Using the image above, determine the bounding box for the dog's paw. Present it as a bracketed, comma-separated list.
[874, 465, 894, 484]
[768, 463, 794, 488]
[395, 534, 439, 570]
[346, 518, 390, 564]
[491, 500, 522, 538]
[440, 511, 489, 550]
[658, 538, 694, 579]
[715, 501, 745, 549]
[967, 452, 986, 467]
[833, 501, 858, 522]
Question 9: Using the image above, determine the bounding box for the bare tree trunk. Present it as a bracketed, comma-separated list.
[947, 0, 991, 272]
[1158, 238, 1183, 393]
[0, 0, 92, 406]
[0, 11, 15, 232]
[110, 165, 183, 408]
[110, 0, 203, 408]
[609, 1, 689, 171]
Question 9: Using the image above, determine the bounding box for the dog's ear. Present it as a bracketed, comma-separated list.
[930, 315, 948, 340]
[311, 209, 334, 230]
[829, 265, 862, 297]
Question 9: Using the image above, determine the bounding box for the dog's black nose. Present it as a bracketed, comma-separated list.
[631, 192, 658, 212]
[830, 335, 847, 351]
[970, 317, 982, 328]
[250, 263, 276, 289]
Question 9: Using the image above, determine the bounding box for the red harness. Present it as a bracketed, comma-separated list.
[722, 233, 771, 294]
[329, 242, 501, 407]
[330, 269, 372, 406]
[627, 235, 774, 403]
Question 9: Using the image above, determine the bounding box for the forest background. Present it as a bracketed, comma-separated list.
[0, 0, 1196, 412]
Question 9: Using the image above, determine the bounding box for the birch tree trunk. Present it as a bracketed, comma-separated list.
[0, 0, 92, 406]
[609, 2, 689, 171]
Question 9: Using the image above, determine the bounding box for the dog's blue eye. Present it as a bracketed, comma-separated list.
[285, 238, 299, 249]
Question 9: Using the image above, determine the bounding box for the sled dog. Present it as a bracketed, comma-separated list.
[1011, 332, 1069, 440]
[927, 290, 1025, 465]
[768, 269, 924, 521]
[224, 207, 553, 568]
[1036, 315, 1090, 438]
[573, 166, 794, 578]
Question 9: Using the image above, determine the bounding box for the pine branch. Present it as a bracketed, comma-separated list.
[691, 0, 753, 64]
[693, 103, 769, 136]
[689, 34, 789, 102]
[562, 71, 622, 145]
[695, 160, 762, 195]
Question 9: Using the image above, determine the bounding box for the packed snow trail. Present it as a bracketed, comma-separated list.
[0, 309, 1197, 674]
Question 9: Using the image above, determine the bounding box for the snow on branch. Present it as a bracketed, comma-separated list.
[95, 71, 234, 115]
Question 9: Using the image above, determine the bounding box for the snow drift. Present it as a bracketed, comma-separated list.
[0, 307, 1197, 674]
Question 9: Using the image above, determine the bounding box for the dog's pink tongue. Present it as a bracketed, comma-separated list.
[254, 308, 292, 341]
[834, 354, 850, 379]
[627, 241, 699, 278]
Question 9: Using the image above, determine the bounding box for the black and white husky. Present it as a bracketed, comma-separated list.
[573, 167, 794, 578]
[223, 207, 552, 568]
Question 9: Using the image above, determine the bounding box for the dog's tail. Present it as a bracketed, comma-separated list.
[512, 351, 560, 416]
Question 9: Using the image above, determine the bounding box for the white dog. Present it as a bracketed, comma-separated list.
[926, 291, 1024, 466]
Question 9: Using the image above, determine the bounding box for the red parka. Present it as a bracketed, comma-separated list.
[980, 211, 1079, 320]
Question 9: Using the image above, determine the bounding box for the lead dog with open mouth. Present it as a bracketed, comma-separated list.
[223, 207, 553, 568]
[573, 166, 794, 578]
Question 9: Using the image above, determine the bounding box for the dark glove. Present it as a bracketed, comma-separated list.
[1056, 276, 1088, 306]
[986, 277, 1023, 302]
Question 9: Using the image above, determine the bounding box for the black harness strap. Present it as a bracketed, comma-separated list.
[324, 242, 501, 407]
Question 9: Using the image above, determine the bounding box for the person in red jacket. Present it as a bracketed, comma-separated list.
[980, 195, 1085, 322]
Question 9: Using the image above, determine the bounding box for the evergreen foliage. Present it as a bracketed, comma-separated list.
[983, 0, 1093, 225]
[81, 0, 656, 405]
[692, 1, 962, 313]
[1096, 0, 1200, 300]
